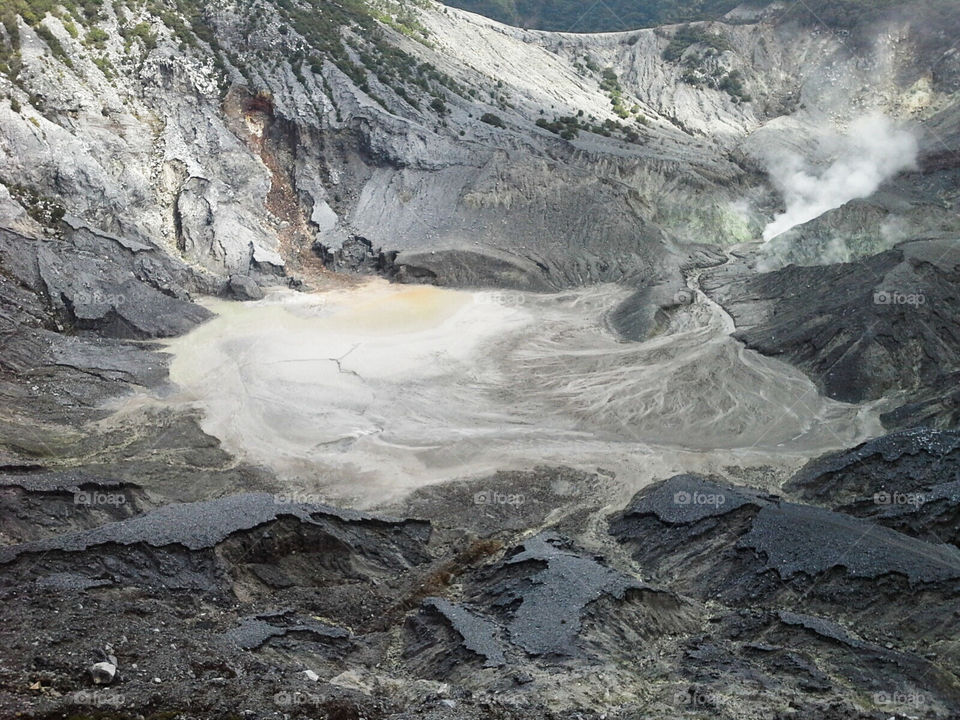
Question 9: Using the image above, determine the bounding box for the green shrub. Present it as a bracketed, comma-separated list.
[86, 25, 108, 47]
[480, 112, 505, 128]
[81, 0, 104, 22]
[0, 13, 22, 79]
[599, 66, 619, 92]
[8, 183, 66, 228]
[536, 115, 579, 138]
[123, 21, 156, 50]
[719, 69, 750, 101]
[34, 24, 73, 67]
[93, 53, 113, 76]
[663, 24, 729, 62]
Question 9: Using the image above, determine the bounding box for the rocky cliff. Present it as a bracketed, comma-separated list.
[2, 0, 958, 297]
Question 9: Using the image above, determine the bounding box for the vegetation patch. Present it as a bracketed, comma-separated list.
[537, 113, 647, 144]
[660, 25, 750, 103]
[34, 23, 74, 67]
[661, 24, 729, 62]
[439, 0, 744, 33]
[480, 112, 505, 128]
[0, 0, 464, 117]
[7, 182, 66, 228]
[599, 66, 632, 119]
[436, 0, 908, 33]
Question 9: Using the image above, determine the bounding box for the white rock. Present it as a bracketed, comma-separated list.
[90, 661, 116, 685]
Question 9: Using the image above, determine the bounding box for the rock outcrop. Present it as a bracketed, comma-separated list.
[702, 238, 960, 424]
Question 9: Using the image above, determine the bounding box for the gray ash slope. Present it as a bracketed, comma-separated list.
[1, 0, 960, 718]
[699, 238, 960, 426]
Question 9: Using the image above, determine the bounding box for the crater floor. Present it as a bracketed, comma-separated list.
[144, 280, 883, 507]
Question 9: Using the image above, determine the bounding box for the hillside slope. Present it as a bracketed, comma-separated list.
[1, 0, 957, 296]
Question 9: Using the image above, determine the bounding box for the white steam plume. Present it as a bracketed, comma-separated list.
[762, 114, 918, 241]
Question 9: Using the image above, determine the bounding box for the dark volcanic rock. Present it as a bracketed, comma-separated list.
[0, 221, 212, 341]
[791, 427, 960, 495]
[0, 493, 432, 595]
[613, 474, 960, 591]
[0, 469, 131, 494]
[618, 473, 766, 524]
[492, 532, 645, 656]
[225, 611, 350, 650]
[786, 428, 960, 545]
[420, 598, 506, 667]
[611, 476, 960, 714]
[36, 227, 212, 339]
[740, 501, 960, 583]
[314, 235, 562, 290]
[0, 492, 427, 562]
[612, 475, 960, 679]
[466, 532, 648, 657]
[776, 611, 869, 650]
[702, 239, 960, 422]
[786, 427, 960, 545]
[313, 235, 399, 276]
[0, 470, 148, 541]
[403, 531, 691, 682]
[228, 274, 265, 301]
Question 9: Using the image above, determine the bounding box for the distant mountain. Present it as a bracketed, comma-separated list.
[437, 0, 743, 32]
[438, 0, 904, 32]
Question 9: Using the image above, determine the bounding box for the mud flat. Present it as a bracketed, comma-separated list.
[150, 279, 883, 507]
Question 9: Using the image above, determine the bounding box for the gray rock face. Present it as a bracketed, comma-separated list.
[613, 473, 960, 588]
[702, 239, 960, 420]
[3, 0, 955, 296]
[0, 224, 212, 339]
[790, 428, 960, 498]
[225, 612, 350, 650]
[787, 428, 960, 545]
[227, 274, 264, 301]
[618, 473, 764, 524]
[740, 502, 960, 584]
[401, 529, 683, 683]
[421, 598, 506, 667]
[611, 474, 960, 693]
[489, 532, 646, 656]
[0, 492, 430, 564]
[89, 661, 117, 685]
